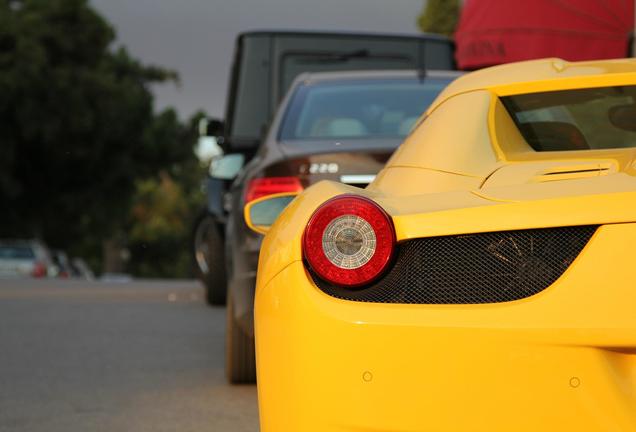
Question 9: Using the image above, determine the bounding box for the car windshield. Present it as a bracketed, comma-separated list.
[503, 85, 636, 151]
[0, 246, 35, 259]
[279, 77, 451, 141]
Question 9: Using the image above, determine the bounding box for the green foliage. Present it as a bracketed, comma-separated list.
[417, 0, 460, 37]
[0, 0, 203, 277]
[126, 112, 207, 278]
[126, 161, 206, 278]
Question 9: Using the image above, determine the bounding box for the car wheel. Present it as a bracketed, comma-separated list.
[225, 291, 256, 384]
[192, 212, 227, 306]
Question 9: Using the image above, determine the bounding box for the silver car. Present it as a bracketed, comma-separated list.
[0, 240, 53, 278]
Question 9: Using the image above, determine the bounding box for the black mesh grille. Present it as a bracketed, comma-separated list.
[309, 225, 597, 304]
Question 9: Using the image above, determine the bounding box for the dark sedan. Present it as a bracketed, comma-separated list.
[223, 69, 461, 383]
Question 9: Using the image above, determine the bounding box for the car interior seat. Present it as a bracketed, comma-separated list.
[314, 118, 368, 137]
[309, 117, 367, 138]
[325, 118, 368, 137]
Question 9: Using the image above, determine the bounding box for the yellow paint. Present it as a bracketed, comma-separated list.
[254, 58, 636, 431]
[385, 90, 501, 179]
[257, 224, 636, 431]
[428, 58, 636, 114]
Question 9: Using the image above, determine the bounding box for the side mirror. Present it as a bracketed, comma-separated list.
[209, 153, 244, 180]
[244, 192, 298, 235]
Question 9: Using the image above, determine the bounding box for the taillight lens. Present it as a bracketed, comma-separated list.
[31, 261, 47, 278]
[245, 177, 303, 203]
[303, 195, 395, 287]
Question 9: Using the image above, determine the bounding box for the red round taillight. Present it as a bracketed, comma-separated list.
[303, 195, 395, 288]
[31, 261, 47, 278]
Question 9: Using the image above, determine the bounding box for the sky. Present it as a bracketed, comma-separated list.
[91, 0, 426, 120]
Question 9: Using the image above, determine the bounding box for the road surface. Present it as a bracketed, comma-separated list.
[0, 278, 258, 432]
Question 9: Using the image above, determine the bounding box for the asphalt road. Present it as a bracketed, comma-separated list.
[0, 278, 258, 432]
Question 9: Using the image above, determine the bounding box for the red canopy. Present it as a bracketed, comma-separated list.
[455, 0, 634, 70]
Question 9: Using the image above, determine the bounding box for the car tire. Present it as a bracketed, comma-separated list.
[225, 291, 256, 384]
[192, 211, 227, 306]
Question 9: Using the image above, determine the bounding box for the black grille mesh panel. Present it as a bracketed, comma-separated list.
[309, 226, 597, 304]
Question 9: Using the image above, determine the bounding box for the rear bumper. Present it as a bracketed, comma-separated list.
[255, 223, 636, 431]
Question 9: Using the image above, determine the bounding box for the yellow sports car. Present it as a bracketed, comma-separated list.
[246, 58, 636, 431]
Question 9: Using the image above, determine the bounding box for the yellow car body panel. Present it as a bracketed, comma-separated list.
[257, 224, 636, 431]
[428, 57, 636, 114]
[256, 225, 636, 431]
[254, 58, 636, 431]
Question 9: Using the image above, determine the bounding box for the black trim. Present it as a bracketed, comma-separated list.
[309, 226, 598, 304]
[237, 29, 451, 43]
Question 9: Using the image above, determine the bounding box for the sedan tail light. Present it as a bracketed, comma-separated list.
[31, 261, 47, 278]
[303, 195, 395, 287]
[245, 177, 303, 203]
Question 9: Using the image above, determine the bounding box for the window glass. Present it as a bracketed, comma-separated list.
[502, 86, 636, 151]
[279, 78, 451, 141]
[280, 54, 413, 98]
[0, 246, 35, 259]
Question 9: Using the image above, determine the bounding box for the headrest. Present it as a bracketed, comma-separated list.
[323, 118, 368, 137]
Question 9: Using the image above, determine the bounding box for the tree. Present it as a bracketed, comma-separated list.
[417, 0, 460, 37]
[126, 111, 207, 278]
[0, 0, 195, 274]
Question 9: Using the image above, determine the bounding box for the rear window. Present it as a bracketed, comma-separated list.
[279, 78, 451, 141]
[0, 246, 35, 259]
[502, 85, 636, 151]
[280, 53, 413, 99]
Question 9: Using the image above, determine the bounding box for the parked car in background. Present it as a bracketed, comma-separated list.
[70, 257, 95, 280]
[0, 239, 53, 278]
[250, 58, 636, 431]
[51, 250, 73, 278]
[192, 30, 456, 305]
[224, 69, 461, 383]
